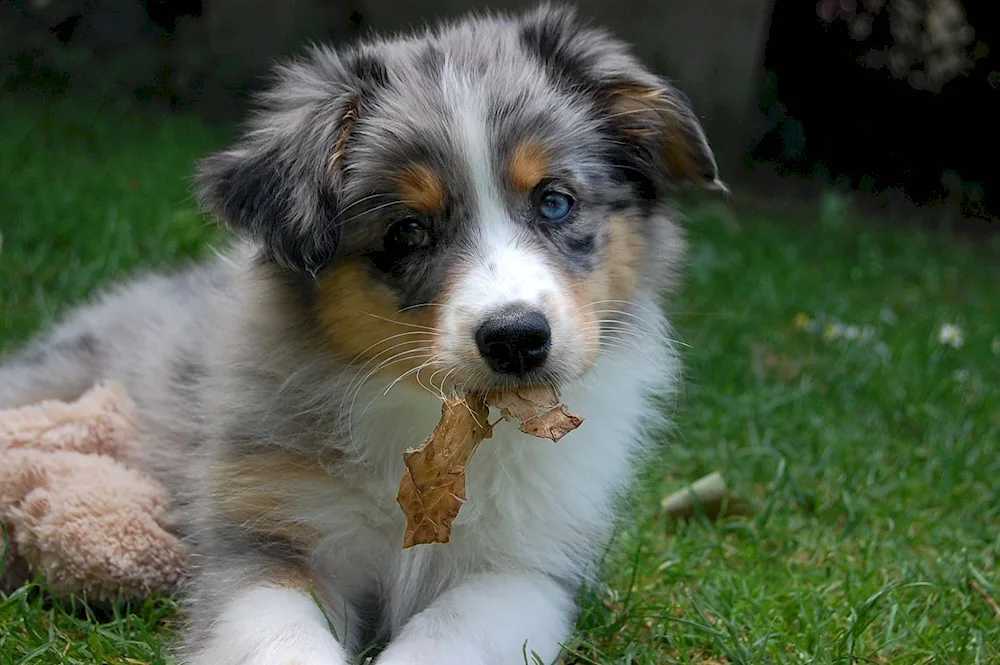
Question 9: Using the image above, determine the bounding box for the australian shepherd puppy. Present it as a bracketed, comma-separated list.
[0, 4, 724, 664]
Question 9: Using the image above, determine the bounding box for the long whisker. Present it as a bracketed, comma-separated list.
[575, 298, 665, 319]
[338, 331, 435, 381]
[361, 311, 444, 333]
[331, 192, 393, 222]
[358, 355, 446, 421]
[595, 340, 648, 355]
[427, 364, 456, 396]
[333, 199, 410, 229]
[576, 320, 652, 334]
[580, 309, 658, 323]
[577, 322, 656, 336]
[580, 322, 687, 349]
[344, 348, 434, 455]
[440, 367, 464, 396]
[341, 337, 436, 404]
[412, 359, 449, 401]
[345, 348, 434, 412]
[396, 302, 448, 314]
[383, 353, 446, 397]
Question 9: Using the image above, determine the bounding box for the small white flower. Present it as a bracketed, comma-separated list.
[937, 323, 964, 348]
[992, 337, 1000, 355]
[843, 325, 861, 340]
[824, 323, 845, 340]
[952, 369, 970, 383]
[880, 308, 898, 325]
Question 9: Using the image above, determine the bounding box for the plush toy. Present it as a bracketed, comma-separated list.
[0, 382, 186, 601]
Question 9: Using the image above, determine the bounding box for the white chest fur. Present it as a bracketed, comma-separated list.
[292, 299, 676, 634]
[347, 303, 671, 611]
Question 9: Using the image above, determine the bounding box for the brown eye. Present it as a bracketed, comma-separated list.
[385, 218, 432, 253]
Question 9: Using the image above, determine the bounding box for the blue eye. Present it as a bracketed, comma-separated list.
[537, 191, 574, 222]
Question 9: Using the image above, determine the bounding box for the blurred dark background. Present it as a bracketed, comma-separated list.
[1, 0, 996, 231]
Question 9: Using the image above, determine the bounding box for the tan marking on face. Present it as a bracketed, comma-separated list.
[509, 140, 549, 194]
[603, 214, 644, 302]
[396, 164, 446, 214]
[316, 261, 450, 389]
[568, 214, 644, 365]
[610, 85, 700, 182]
[212, 451, 338, 551]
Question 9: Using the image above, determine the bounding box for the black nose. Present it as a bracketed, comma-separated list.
[475, 310, 552, 375]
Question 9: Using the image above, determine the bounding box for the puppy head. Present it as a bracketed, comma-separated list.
[197, 4, 723, 394]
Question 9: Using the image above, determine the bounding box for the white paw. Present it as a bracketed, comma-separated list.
[186, 586, 349, 665]
[374, 643, 486, 665]
[188, 642, 346, 665]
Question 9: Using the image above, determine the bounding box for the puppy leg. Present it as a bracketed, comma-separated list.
[182, 562, 355, 665]
[377, 571, 577, 665]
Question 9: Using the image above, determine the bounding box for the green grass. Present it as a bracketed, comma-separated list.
[0, 94, 223, 347]
[1, 96, 998, 665]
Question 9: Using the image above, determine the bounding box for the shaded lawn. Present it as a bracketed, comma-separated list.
[1, 96, 998, 665]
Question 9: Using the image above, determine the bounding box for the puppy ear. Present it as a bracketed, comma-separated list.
[196, 141, 342, 275]
[196, 48, 372, 275]
[518, 4, 727, 195]
[606, 84, 729, 195]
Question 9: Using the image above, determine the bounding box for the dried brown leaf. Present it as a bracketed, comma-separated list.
[396, 394, 492, 548]
[396, 385, 583, 548]
[517, 405, 584, 442]
[487, 385, 582, 442]
[487, 385, 560, 422]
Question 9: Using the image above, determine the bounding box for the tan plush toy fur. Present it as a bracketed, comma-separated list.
[0, 382, 186, 601]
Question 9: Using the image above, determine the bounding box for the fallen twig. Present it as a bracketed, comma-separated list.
[970, 580, 1000, 620]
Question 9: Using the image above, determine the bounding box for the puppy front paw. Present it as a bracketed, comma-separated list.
[182, 583, 351, 665]
[186, 641, 346, 665]
[374, 641, 486, 665]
